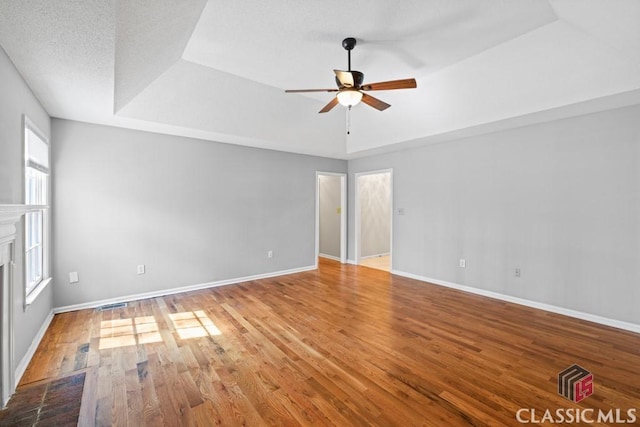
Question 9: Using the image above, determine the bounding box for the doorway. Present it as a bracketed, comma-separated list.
[355, 170, 392, 271]
[316, 172, 347, 265]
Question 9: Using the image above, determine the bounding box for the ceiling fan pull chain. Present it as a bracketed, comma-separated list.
[347, 106, 351, 135]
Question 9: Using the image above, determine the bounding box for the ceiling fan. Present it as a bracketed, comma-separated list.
[285, 37, 417, 113]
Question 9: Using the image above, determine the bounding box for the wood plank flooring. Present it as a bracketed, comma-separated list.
[0, 372, 85, 426]
[359, 255, 391, 272]
[15, 258, 640, 426]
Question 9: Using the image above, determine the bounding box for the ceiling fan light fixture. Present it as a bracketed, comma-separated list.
[337, 89, 363, 107]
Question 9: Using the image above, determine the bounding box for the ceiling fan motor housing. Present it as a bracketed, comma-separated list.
[335, 70, 364, 89]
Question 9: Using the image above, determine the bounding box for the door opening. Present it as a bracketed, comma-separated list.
[355, 170, 392, 271]
[316, 172, 347, 265]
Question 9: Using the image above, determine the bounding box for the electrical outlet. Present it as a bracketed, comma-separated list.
[515, 268, 521, 278]
[459, 259, 466, 268]
[267, 250, 273, 259]
[137, 264, 145, 275]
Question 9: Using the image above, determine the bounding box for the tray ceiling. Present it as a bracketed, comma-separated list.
[1, 0, 639, 159]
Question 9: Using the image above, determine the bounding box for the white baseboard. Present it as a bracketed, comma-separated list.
[391, 269, 640, 334]
[346, 259, 358, 265]
[360, 252, 390, 260]
[15, 309, 54, 386]
[319, 253, 341, 262]
[54, 265, 317, 314]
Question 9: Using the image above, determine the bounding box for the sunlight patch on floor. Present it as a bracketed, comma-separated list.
[169, 310, 222, 340]
[98, 316, 163, 350]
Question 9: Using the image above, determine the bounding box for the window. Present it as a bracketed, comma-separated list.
[24, 118, 50, 304]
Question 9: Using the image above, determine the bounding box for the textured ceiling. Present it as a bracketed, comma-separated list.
[1, 0, 639, 159]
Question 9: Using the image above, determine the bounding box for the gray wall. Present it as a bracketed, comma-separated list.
[349, 105, 640, 325]
[0, 46, 54, 370]
[358, 172, 391, 258]
[318, 175, 341, 258]
[52, 119, 346, 308]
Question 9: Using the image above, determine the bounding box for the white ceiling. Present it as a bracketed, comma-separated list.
[1, 0, 639, 159]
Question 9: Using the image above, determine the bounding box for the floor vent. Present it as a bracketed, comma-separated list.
[97, 302, 127, 311]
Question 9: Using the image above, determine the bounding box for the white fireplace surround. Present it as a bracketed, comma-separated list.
[0, 205, 31, 406]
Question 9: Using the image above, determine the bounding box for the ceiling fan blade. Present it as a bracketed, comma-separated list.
[319, 97, 339, 113]
[361, 78, 417, 91]
[285, 88, 338, 93]
[361, 93, 391, 111]
[334, 70, 354, 88]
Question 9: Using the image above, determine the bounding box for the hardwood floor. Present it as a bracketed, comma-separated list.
[15, 258, 640, 426]
[0, 372, 85, 426]
[359, 255, 391, 272]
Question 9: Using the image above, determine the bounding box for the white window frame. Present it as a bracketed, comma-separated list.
[23, 116, 51, 308]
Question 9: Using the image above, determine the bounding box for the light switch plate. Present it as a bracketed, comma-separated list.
[69, 272, 79, 283]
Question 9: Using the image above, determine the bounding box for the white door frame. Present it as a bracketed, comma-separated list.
[354, 169, 393, 267]
[315, 172, 347, 266]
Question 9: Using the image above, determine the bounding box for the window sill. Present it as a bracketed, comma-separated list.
[25, 277, 51, 309]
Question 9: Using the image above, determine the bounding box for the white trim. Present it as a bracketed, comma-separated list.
[339, 174, 347, 264]
[354, 169, 393, 267]
[0, 246, 14, 407]
[0, 206, 24, 407]
[14, 309, 54, 386]
[391, 269, 640, 334]
[25, 277, 52, 307]
[319, 253, 341, 262]
[23, 115, 50, 146]
[360, 252, 390, 260]
[0, 204, 53, 406]
[346, 259, 358, 265]
[54, 265, 317, 314]
[315, 172, 347, 266]
[23, 116, 51, 312]
[0, 204, 43, 217]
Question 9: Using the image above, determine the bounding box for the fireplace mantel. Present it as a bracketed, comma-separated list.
[0, 204, 43, 243]
[0, 205, 24, 245]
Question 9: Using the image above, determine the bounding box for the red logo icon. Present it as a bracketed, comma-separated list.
[558, 364, 593, 402]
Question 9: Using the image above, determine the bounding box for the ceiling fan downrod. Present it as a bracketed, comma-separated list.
[342, 37, 356, 71]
